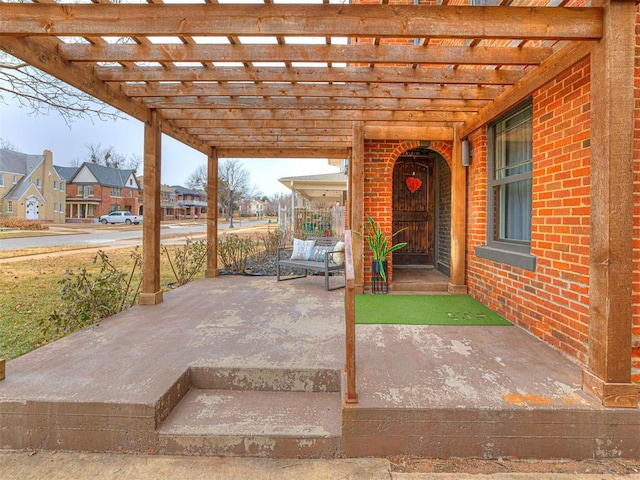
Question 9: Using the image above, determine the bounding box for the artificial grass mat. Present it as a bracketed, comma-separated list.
[355, 294, 512, 326]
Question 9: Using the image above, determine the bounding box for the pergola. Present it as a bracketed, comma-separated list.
[0, 0, 635, 406]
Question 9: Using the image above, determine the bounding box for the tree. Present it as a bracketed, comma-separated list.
[0, 137, 17, 150]
[219, 159, 252, 228]
[70, 143, 141, 172]
[186, 159, 260, 226]
[0, 52, 125, 127]
[186, 164, 207, 191]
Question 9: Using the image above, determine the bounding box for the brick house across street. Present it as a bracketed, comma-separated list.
[0, 148, 66, 223]
[56, 162, 142, 222]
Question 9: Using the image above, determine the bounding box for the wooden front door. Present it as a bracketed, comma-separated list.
[392, 154, 435, 266]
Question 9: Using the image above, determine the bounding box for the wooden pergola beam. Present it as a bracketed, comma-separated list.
[123, 83, 506, 101]
[0, 4, 602, 39]
[364, 125, 453, 141]
[141, 96, 488, 111]
[161, 108, 472, 123]
[216, 148, 350, 158]
[96, 65, 524, 85]
[59, 44, 552, 65]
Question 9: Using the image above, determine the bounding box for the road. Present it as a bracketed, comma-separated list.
[0, 219, 270, 251]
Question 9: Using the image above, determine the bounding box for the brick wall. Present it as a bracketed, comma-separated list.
[436, 156, 451, 274]
[467, 58, 592, 365]
[363, 140, 452, 290]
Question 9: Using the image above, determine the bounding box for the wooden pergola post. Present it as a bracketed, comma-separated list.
[352, 121, 365, 294]
[449, 126, 468, 294]
[205, 146, 219, 277]
[139, 109, 163, 305]
[582, 0, 638, 408]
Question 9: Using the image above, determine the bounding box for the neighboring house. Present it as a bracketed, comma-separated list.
[0, 149, 66, 223]
[58, 162, 141, 222]
[170, 185, 207, 219]
[136, 177, 183, 221]
[244, 198, 267, 218]
[159, 184, 181, 221]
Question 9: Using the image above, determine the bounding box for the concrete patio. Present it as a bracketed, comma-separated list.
[1, 275, 639, 459]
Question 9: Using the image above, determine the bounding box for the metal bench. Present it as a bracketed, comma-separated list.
[276, 237, 345, 291]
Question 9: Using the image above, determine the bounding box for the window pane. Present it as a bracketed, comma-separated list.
[495, 105, 532, 180]
[496, 178, 532, 242]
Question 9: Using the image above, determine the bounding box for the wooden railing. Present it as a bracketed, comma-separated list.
[344, 230, 358, 404]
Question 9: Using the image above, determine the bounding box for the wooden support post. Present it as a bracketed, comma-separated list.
[449, 126, 468, 294]
[344, 230, 357, 404]
[139, 109, 163, 306]
[205, 147, 219, 277]
[583, 0, 638, 408]
[352, 122, 365, 294]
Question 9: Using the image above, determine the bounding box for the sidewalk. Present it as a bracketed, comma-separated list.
[1, 451, 639, 480]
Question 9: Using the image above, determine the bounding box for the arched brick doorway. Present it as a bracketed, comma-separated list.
[392, 147, 451, 275]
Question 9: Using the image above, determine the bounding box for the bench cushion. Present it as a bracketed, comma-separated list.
[290, 238, 316, 260]
[308, 245, 332, 262]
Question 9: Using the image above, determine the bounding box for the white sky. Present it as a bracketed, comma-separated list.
[0, 99, 340, 197]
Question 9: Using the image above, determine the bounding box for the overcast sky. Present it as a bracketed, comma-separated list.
[0, 99, 339, 197]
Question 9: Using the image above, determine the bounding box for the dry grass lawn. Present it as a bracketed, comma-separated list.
[0, 246, 193, 361]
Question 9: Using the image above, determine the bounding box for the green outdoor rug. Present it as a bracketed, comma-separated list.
[355, 294, 512, 326]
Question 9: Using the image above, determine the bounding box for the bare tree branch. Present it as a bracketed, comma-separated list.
[0, 52, 126, 127]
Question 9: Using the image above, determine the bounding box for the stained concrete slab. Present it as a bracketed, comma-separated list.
[1, 275, 639, 459]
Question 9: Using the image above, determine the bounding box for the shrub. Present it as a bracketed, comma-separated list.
[0, 219, 49, 231]
[252, 227, 289, 262]
[218, 234, 257, 273]
[162, 238, 208, 287]
[47, 249, 142, 335]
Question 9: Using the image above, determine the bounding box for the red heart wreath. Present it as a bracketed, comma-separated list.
[405, 176, 422, 194]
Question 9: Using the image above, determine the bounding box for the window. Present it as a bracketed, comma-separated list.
[111, 187, 121, 197]
[54, 203, 57, 212]
[53, 180, 58, 190]
[7, 201, 12, 213]
[0, 174, 3, 187]
[476, 102, 536, 270]
[36, 178, 41, 188]
[82, 185, 94, 198]
[12, 175, 17, 184]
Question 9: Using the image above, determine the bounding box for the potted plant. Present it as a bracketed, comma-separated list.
[363, 215, 407, 290]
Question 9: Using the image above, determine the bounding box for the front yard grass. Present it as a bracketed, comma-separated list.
[0, 247, 191, 361]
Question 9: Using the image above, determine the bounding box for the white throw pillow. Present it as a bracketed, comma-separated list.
[332, 241, 345, 265]
[290, 238, 316, 260]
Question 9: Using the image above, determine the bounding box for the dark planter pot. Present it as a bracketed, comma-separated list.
[371, 260, 388, 294]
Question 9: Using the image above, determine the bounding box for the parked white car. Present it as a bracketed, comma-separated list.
[99, 211, 143, 225]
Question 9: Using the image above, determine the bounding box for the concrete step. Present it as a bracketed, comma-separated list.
[156, 388, 342, 457]
[391, 282, 449, 293]
[189, 365, 341, 393]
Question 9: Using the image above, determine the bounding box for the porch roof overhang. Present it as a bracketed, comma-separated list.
[0, 1, 601, 159]
[279, 171, 347, 203]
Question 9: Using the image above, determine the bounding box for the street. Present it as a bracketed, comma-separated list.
[0, 219, 270, 251]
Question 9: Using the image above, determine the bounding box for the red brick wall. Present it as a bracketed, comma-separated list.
[467, 58, 592, 364]
[632, 4, 640, 383]
[363, 140, 452, 290]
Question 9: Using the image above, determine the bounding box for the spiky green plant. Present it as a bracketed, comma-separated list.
[363, 215, 407, 281]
